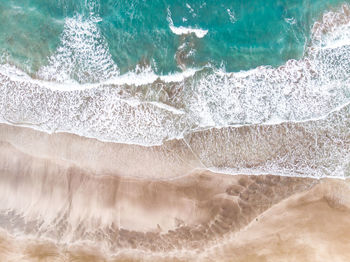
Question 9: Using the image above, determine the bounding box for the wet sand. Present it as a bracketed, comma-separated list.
[0, 123, 349, 261]
[1, 178, 350, 262]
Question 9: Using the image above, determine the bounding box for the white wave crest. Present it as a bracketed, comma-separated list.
[167, 8, 208, 38]
[169, 25, 208, 38]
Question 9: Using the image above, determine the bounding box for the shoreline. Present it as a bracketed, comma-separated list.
[1, 2, 350, 261]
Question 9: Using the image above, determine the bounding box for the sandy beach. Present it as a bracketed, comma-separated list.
[0, 123, 349, 261]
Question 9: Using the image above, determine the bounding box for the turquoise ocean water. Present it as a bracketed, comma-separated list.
[0, 0, 346, 76]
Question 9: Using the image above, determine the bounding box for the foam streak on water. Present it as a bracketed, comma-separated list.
[37, 14, 119, 83]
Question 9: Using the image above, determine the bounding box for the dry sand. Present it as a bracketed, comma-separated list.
[0, 123, 349, 261]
